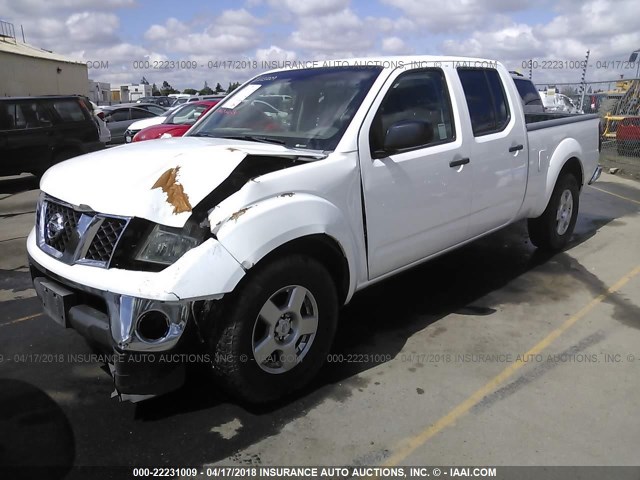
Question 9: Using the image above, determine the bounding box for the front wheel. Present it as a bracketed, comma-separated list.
[210, 254, 338, 403]
[528, 173, 580, 251]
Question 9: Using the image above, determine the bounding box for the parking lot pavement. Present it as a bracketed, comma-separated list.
[0, 172, 639, 473]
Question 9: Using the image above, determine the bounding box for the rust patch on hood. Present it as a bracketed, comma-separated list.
[152, 166, 193, 214]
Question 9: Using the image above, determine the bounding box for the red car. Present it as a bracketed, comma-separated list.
[616, 116, 640, 156]
[132, 100, 219, 142]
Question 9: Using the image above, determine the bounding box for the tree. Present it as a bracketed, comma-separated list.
[151, 83, 160, 96]
[199, 81, 214, 95]
[227, 81, 241, 93]
[183, 88, 197, 95]
[160, 80, 179, 95]
[140, 76, 150, 85]
[215, 82, 224, 93]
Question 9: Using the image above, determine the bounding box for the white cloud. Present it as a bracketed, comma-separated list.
[65, 12, 120, 45]
[290, 9, 374, 55]
[255, 45, 298, 62]
[382, 36, 411, 54]
[144, 10, 263, 55]
[381, 0, 527, 33]
[270, 0, 349, 17]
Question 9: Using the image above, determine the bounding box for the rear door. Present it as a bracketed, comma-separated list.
[0, 100, 55, 176]
[359, 68, 472, 279]
[457, 68, 528, 236]
[46, 98, 98, 156]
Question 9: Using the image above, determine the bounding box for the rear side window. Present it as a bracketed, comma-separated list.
[106, 109, 129, 122]
[458, 69, 510, 136]
[0, 101, 53, 130]
[513, 78, 543, 107]
[51, 99, 89, 122]
[131, 109, 156, 119]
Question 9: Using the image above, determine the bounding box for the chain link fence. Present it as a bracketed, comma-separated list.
[535, 78, 640, 179]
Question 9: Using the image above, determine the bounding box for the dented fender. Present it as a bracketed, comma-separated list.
[210, 193, 359, 301]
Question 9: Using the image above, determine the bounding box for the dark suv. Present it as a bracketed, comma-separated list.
[0, 96, 104, 177]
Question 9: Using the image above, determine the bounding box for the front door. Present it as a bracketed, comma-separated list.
[358, 68, 473, 279]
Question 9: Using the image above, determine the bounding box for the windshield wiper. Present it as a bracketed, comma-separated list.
[220, 135, 286, 145]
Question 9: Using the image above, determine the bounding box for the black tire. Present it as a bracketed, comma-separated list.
[528, 173, 580, 251]
[210, 254, 338, 403]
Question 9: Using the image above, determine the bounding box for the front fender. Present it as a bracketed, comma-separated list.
[212, 193, 359, 301]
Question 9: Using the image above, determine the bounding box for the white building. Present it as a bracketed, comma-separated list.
[0, 21, 88, 97]
[88, 80, 111, 104]
[110, 83, 153, 103]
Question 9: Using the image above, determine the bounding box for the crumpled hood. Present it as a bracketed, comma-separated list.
[40, 137, 324, 228]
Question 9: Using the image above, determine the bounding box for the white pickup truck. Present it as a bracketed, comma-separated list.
[28, 56, 601, 402]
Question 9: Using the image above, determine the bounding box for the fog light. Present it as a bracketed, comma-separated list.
[136, 311, 170, 342]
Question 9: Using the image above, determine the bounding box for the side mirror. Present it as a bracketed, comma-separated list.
[383, 120, 433, 153]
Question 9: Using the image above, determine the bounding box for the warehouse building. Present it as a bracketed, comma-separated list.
[0, 20, 89, 97]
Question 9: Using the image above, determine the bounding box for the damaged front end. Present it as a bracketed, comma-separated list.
[28, 143, 321, 400]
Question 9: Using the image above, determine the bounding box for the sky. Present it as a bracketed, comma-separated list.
[1, 0, 639, 91]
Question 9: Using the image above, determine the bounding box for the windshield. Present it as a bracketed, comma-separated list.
[188, 66, 383, 151]
[164, 103, 212, 125]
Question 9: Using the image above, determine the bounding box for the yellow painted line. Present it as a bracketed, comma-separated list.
[589, 185, 640, 206]
[0, 312, 43, 328]
[383, 264, 640, 467]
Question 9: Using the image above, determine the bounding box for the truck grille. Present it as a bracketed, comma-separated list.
[38, 196, 129, 268]
[43, 201, 81, 253]
[85, 218, 127, 262]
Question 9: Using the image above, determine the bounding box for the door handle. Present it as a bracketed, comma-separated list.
[509, 144, 524, 152]
[449, 158, 470, 168]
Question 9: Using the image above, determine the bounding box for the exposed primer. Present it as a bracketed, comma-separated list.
[152, 166, 193, 214]
[229, 206, 251, 222]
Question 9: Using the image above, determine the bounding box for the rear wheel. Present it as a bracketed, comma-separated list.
[210, 254, 338, 403]
[528, 173, 580, 251]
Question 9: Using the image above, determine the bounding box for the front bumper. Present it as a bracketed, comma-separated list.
[29, 257, 193, 395]
[124, 129, 139, 143]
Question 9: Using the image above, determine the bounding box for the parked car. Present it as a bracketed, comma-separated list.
[123, 116, 167, 143]
[27, 57, 601, 403]
[539, 90, 583, 114]
[120, 102, 167, 116]
[136, 96, 172, 107]
[616, 116, 640, 156]
[86, 99, 111, 144]
[0, 95, 104, 177]
[122, 104, 187, 143]
[132, 100, 220, 142]
[102, 106, 160, 144]
[186, 95, 225, 103]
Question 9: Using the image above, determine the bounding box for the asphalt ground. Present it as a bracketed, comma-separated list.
[0, 172, 639, 479]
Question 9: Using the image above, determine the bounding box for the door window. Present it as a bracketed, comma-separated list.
[131, 109, 156, 119]
[106, 109, 130, 122]
[370, 69, 455, 153]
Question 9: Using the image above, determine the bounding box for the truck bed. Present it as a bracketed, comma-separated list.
[525, 112, 600, 131]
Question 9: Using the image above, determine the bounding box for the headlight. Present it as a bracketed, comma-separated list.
[160, 133, 173, 138]
[135, 224, 202, 265]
